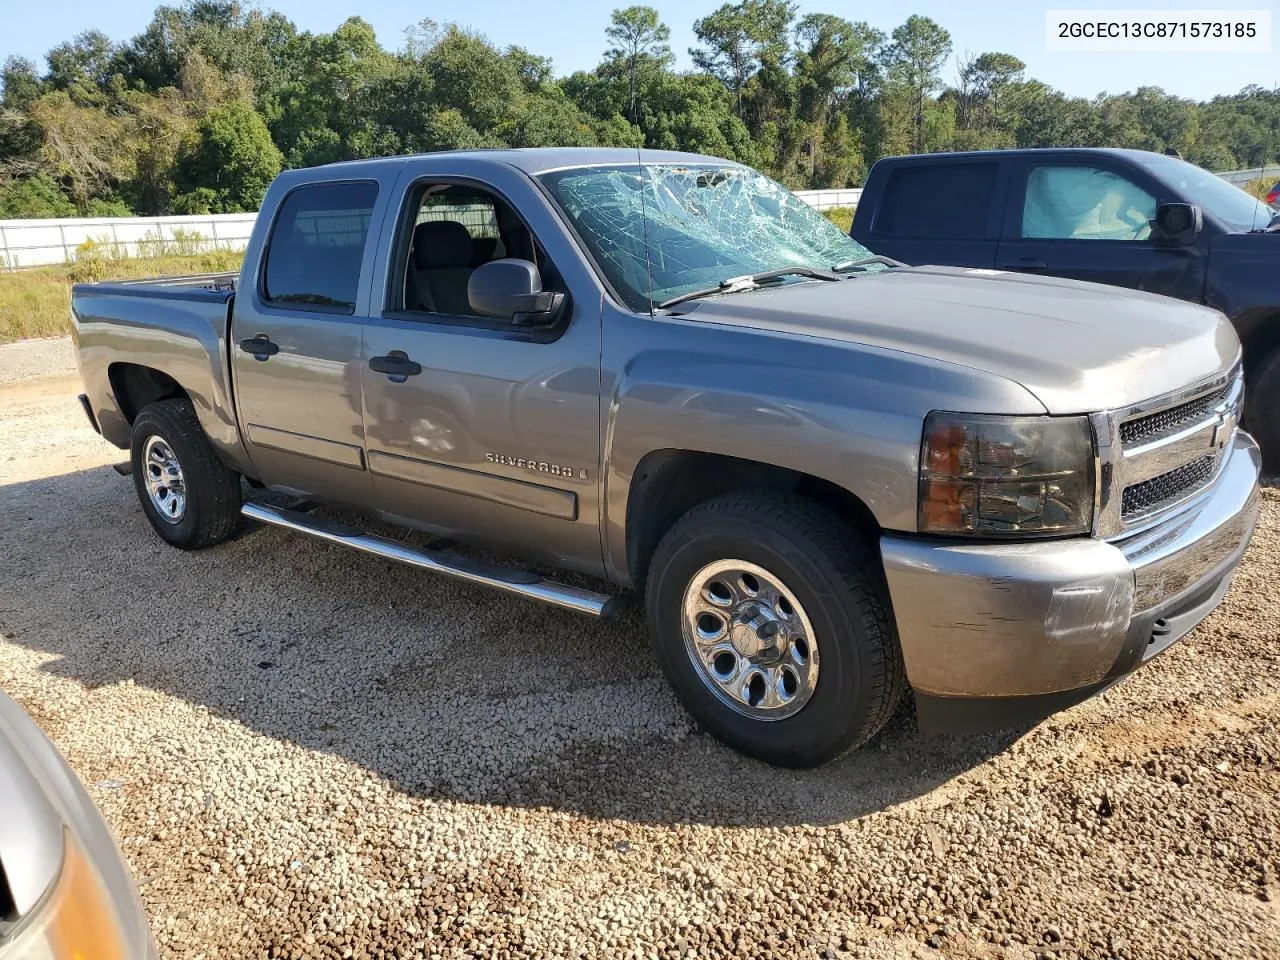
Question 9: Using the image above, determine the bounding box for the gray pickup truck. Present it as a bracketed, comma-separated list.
[72, 148, 1261, 767]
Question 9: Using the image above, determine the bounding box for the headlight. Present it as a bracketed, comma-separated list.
[5, 830, 135, 960]
[919, 412, 1095, 536]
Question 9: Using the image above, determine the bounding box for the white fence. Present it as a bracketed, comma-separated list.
[1, 191, 862, 270]
[0, 213, 257, 269]
[793, 188, 863, 210]
[1216, 165, 1280, 186]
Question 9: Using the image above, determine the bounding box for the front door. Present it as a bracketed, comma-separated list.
[231, 179, 380, 505]
[995, 158, 1205, 303]
[359, 179, 603, 575]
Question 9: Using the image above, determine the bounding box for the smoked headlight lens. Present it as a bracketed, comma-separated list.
[919, 413, 1095, 536]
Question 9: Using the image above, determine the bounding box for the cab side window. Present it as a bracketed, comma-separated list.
[263, 181, 378, 312]
[1021, 165, 1156, 241]
[396, 185, 560, 318]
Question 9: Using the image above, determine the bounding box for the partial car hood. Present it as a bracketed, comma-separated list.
[678, 266, 1240, 414]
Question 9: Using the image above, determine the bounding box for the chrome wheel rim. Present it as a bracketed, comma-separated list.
[142, 435, 186, 523]
[681, 560, 819, 721]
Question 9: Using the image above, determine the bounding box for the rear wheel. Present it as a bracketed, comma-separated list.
[645, 491, 904, 768]
[130, 399, 241, 549]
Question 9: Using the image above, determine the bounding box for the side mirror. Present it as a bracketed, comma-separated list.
[468, 258, 565, 326]
[1153, 202, 1203, 245]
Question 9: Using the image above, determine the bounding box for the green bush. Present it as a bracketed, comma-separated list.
[173, 102, 283, 213]
[0, 174, 76, 219]
[84, 196, 134, 217]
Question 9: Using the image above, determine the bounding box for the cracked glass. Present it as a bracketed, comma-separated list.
[538, 164, 877, 312]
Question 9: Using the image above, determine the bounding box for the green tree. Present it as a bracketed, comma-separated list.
[957, 52, 1024, 133]
[28, 90, 135, 211]
[882, 15, 952, 152]
[691, 2, 757, 119]
[604, 7, 672, 124]
[173, 100, 281, 212]
[44, 30, 117, 106]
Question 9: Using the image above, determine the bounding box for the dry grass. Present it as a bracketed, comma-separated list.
[820, 206, 855, 233]
[0, 250, 244, 343]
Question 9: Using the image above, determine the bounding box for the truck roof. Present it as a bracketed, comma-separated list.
[875, 147, 1170, 164]
[305, 147, 740, 177]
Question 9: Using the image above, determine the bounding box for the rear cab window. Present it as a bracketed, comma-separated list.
[874, 162, 1001, 240]
[263, 181, 379, 313]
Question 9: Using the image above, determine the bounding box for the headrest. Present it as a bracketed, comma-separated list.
[413, 220, 474, 270]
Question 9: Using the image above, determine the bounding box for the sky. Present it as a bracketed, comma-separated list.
[2, 0, 1278, 102]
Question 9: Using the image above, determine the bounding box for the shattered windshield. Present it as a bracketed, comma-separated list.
[538, 164, 877, 312]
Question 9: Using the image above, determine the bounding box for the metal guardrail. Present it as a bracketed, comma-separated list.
[0, 191, 863, 269]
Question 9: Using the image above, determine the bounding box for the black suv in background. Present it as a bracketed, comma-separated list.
[851, 148, 1280, 462]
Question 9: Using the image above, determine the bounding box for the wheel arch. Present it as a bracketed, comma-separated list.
[108, 362, 189, 424]
[1239, 311, 1280, 382]
[619, 448, 882, 591]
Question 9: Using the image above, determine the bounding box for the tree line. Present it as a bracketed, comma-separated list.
[1, 0, 1278, 218]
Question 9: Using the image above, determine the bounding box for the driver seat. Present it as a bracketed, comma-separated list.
[410, 220, 475, 315]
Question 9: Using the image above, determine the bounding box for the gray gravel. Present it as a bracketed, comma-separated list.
[0, 335, 74, 383]
[1, 370, 1278, 960]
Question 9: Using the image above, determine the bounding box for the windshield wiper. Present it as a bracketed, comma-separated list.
[657, 267, 839, 310]
[832, 255, 905, 272]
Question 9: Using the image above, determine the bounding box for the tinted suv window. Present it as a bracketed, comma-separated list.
[875, 163, 998, 239]
[1022, 165, 1155, 241]
[264, 181, 378, 311]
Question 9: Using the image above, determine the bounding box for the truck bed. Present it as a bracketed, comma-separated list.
[71, 271, 243, 458]
[72, 271, 238, 304]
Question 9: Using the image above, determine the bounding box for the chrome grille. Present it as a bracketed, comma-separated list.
[1120, 382, 1233, 446]
[1121, 454, 1219, 521]
[1096, 364, 1243, 538]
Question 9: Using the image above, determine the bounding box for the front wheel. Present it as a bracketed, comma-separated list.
[645, 492, 905, 768]
[130, 398, 242, 549]
[1245, 349, 1280, 473]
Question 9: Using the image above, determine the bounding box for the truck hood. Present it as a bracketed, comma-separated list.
[679, 265, 1239, 414]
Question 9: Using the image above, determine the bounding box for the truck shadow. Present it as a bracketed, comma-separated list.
[1, 463, 1029, 827]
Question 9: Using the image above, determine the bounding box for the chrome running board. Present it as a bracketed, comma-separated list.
[241, 502, 616, 618]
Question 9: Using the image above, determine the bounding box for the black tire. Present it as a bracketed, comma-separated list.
[645, 491, 905, 768]
[130, 398, 241, 549]
[1245, 350, 1280, 474]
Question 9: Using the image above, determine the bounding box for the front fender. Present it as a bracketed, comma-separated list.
[599, 310, 1046, 584]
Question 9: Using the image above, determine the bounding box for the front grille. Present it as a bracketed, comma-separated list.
[1120, 382, 1233, 447]
[1122, 454, 1218, 521]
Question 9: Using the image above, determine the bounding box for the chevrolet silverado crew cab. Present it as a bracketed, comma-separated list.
[851, 148, 1280, 462]
[72, 148, 1260, 767]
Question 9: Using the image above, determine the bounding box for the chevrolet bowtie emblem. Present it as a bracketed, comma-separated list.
[1211, 405, 1236, 450]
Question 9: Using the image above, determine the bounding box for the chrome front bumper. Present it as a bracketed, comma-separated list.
[880, 431, 1260, 713]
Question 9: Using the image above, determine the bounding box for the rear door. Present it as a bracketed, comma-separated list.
[231, 179, 383, 504]
[855, 159, 1007, 267]
[994, 157, 1203, 301]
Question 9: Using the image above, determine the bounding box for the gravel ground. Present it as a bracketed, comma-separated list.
[1, 360, 1278, 960]
[0, 335, 74, 383]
